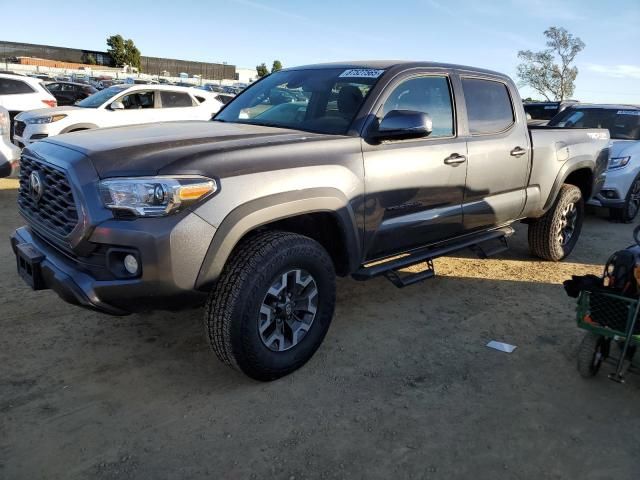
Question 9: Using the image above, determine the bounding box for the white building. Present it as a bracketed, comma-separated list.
[236, 67, 258, 84]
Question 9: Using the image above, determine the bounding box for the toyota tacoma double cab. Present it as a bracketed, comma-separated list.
[10, 62, 610, 380]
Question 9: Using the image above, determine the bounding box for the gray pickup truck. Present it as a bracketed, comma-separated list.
[11, 61, 609, 380]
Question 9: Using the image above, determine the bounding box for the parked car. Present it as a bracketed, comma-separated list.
[548, 104, 640, 221]
[0, 73, 57, 140]
[45, 81, 98, 106]
[0, 106, 20, 177]
[524, 100, 579, 125]
[10, 61, 609, 380]
[12, 84, 224, 147]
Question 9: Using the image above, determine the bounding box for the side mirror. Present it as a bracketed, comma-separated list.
[110, 101, 125, 111]
[374, 110, 433, 141]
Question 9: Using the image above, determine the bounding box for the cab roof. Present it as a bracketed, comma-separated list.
[284, 60, 509, 79]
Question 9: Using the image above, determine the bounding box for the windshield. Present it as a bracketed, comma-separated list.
[215, 68, 384, 134]
[548, 107, 640, 140]
[76, 85, 129, 108]
[524, 103, 559, 120]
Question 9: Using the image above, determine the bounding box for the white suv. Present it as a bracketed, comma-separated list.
[13, 84, 224, 147]
[0, 73, 57, 141]
[0, 73, 57, 112]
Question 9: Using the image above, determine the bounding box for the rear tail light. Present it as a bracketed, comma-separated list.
[42, 99, 57, 108]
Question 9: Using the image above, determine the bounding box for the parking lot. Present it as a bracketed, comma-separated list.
[1, 176, 638, 479]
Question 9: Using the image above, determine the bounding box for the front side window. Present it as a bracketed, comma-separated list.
[46, 83, 61, 92]
[119, 91, 155, 109]
[0, 78, 35, 95]
[215, 68, 383, 135]
[381, 76, 454, 138]
[462, 78, 514, 134]
[160, 91, 194, 108]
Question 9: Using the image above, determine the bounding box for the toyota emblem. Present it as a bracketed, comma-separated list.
[29, 171, 45, 203]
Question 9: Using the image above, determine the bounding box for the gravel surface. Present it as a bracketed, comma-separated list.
[1, 177, 639, 479]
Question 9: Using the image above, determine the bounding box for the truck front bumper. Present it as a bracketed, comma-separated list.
[10, 211, 217, 315]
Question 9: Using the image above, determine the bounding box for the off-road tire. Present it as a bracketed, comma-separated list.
[528, 184, 584, 261]
[609, 174, 640, 223]
[577, 332, 606, 378]
[204, 231, 336, 381]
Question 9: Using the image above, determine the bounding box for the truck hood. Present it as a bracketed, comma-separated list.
[609, 139, 640, 158]
[41, 121, 328, 178]
[16, 106, 85, 119]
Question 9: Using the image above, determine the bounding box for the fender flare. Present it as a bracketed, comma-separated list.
[543, 159, 595, 212]
[194, 187, 361, 290]
[60, 123, 99, 134]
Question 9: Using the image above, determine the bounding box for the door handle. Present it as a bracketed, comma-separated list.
[444, 153, 467, 165]
[510, 146, 527, 157]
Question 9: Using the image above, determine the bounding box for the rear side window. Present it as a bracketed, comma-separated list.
[160, 91, 194, 108]
[462, 78, 514, 134]
[0, 78, 35, 95]
[382, 76, 454, 137]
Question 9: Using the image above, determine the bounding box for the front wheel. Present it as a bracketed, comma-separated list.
[528, 184, 584, 261]
[204, 231, 336, 381]
[610, 174, 640, 223]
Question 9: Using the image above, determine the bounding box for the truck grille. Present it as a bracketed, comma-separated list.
[17, 155, 79, 237]
[13, 120, 25, 137]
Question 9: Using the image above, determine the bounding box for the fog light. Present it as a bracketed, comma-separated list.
[124, 254, 139, 275]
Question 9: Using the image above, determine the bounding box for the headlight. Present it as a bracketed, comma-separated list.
[99, 176, 218, 217]
[25, 114, 67, 124]
[608, 156, 631, 170]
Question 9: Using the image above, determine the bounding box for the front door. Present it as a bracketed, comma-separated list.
[459, 77, 530, 230]
[362, 73, 467, 260]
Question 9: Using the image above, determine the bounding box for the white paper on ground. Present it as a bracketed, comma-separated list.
[486, 341, 517, 353]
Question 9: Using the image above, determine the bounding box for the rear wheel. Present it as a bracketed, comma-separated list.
[204, 231, 336, 381]
[577, 333, 607, 378]
[528, 184, 584, 261]
[610, 175, 640, 223]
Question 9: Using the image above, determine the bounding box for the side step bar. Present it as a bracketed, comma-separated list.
[353, 226, 514, 288]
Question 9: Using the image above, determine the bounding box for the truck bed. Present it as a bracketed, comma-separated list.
[525, 126, 610, 216]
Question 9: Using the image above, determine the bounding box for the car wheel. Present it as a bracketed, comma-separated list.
[528, 184, 584, 261]
[610, 175, 640, 223]
[204, 231, 336, 381]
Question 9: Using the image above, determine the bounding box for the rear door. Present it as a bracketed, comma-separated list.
[459, 76, 530, 230]
[157, 90, 202, 120]
[362, 71, 468, 260]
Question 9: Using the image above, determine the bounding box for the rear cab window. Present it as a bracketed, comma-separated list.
[461, 77, 515, 134]
[0, 78, 36, 95]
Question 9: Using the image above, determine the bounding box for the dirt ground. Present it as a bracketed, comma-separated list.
[1, 177, 639, 480]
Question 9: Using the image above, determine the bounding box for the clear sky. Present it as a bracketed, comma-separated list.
[1, 0, 639, 103]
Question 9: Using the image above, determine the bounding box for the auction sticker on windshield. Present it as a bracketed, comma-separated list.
[339, 69, 385, 78]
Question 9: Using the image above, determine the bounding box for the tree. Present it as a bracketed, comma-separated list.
[85, 53, 97, 65]
[271, 60, 283, 73]
[106, 34, 141, 71]
[517, 27, 585, 101]
[124, 39, 141, 71]
[106, 34, 127, 67]
[256, 63, 269, 77]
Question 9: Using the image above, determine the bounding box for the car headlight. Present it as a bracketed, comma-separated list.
[24, 114, 67, 124]
[608, 156, 631, 170]
[99, 176, 218, 217]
